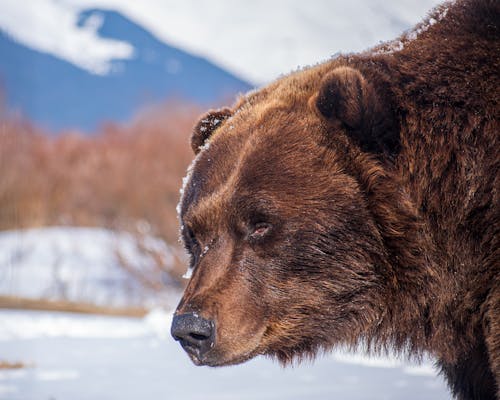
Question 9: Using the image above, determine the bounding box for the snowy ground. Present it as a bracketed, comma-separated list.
[0, 227, 181, 309]
[0, 309, 450, 400]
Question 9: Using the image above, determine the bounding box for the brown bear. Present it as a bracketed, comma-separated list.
[171, 1, 499, 399]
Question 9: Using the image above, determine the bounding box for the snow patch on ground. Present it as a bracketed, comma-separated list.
[403, 364, 438, 377]
[0, 227, 181, 308]
[333, 351, 438, 377]
[333, 352, 403, 369]
[0, 383, 17, 396]
[35, 369, 80, 381]
[0, 309, 439, 377]
[0, 308, 171, 340]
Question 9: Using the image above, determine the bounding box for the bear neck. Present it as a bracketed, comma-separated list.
[342, 49, 493, 363]
[347, 152, 454, 360]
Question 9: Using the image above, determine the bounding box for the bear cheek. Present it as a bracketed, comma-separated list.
[209, 277, 269, 364]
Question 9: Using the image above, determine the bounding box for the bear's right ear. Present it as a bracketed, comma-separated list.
[311, 66, 399, 157]
[191, 108, 232, 154]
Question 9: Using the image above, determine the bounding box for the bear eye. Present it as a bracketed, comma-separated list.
[183, 225, 200, 264]
[183, 226, 196, 247]
[249, 222, 272, 240]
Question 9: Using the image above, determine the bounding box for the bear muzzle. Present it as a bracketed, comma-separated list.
[171, 312, 215, 365]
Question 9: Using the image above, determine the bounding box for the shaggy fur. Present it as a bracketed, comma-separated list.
[173, 1, 499, 399]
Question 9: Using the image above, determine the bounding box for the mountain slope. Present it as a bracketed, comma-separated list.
[0, 9, 252, 133]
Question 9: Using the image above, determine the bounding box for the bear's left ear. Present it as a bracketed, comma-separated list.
[312, 66, 399, 157]
[191, 108, 232, 154]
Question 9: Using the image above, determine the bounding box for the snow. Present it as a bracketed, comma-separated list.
[0, 309, 450, 400]
[182, 267, 194, 280]
[0, 0, 441, 83]
[35, 369, 80, 381]
[405, 5, 449, 41]
[0, 227, 180, 308]
[332, 351, 436, 376]
[177, 155, 198, 216]
[0, 308, 170, 340]
[0, 0, 133, 75]
[177, 142, 215, 281]
[177, 132, 213, 224]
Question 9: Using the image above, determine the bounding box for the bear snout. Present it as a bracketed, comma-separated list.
[171, 313, 215, 365]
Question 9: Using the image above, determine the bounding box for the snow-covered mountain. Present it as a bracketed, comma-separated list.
[0, 0, 441, 131]
[1, 0, 442, 84]
[0, 8, 251, 132]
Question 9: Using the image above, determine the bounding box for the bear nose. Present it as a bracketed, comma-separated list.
[171, 313, 215, 361]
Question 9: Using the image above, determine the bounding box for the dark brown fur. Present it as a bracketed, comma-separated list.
[173, 1, 500, 399]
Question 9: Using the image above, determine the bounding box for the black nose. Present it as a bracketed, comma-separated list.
[171, 313, 215, 362]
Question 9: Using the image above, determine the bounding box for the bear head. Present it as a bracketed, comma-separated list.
[171, 64, 421, 367]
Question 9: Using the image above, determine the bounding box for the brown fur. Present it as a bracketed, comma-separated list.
[173, 1, 500, 399]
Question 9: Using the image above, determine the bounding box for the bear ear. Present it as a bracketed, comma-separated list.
[312, 66, 399, 157]
[191, 108, 232, 154]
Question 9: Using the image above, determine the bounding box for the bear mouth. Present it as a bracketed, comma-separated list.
[180, 337, 264, 367]
[195, 348, 262, 367]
